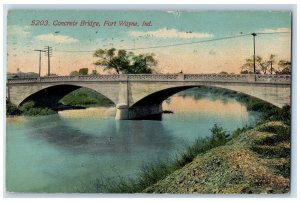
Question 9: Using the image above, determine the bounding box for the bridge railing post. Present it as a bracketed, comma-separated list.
[177, 73, 184, 81]
[120, 74, 128, 81]
[245, 74, 256, 82]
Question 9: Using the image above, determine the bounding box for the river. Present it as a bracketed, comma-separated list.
[6, 88, 260, 193]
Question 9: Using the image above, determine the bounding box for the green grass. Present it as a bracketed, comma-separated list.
[6, 99, 21, 116]
[60, 88, 114, 107]
[19, 101, 55, 116]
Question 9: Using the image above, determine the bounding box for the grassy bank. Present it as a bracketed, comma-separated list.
[144, 121, 290, 194]
[60, 88, 114, 107]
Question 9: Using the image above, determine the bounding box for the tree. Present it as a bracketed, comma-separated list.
[255, 56, 269, 74]
[241, 58, 254, 74]
[267, 54, 276, 74]
[93, 48, 157, 74]
[240, 54, 277, 74]
[69, 71, 79, 76]
[91, 69, 99, 75]
[276, 60, 291, 74]
[79, 68, 89, 75]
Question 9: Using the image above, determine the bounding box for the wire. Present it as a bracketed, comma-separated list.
[256, 31, 290, 35]
[125, 33, 250, 50]
[54, 31, 290, 53]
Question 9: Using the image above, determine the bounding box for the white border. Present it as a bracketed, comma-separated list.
[1, 1, 299, 202]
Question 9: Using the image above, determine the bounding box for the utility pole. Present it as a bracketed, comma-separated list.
[270, 60, 273, 74]
[34, 49, 46, 77]
[251, 33, 257, 81]
[44, 46, 53, 76]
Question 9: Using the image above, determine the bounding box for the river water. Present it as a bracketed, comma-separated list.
[6, 89, 260, 193]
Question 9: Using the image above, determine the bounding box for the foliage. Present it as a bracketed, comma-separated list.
[241, 55, 274, 74]
[79, 68, 89, 75]
[70, 68, 89, 76]
[93, 48, 157, 74]
[60, 88, 114, 107]
[19, 101, 55, 116]
[6, 99, 21, 115]
[91, 69, 99, 75]
[210, 124, 229, 145]
[240, 55, 290, 75]
[69, 71, 79, 76]
[276, 60, 291, 74]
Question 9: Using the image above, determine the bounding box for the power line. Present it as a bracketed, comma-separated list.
[54, 31, 290, 53]
[255, 31, 290, 35]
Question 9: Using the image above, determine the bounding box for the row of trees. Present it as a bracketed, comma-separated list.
[69, 48, 291, 76]
[240, 54, 291, 75]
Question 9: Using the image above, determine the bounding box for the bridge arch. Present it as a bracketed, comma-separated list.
[126, 83, 289, 120]
[17, 84, 117, 108]
[129, 81, 290, 110]
[130, 85, 276, 109]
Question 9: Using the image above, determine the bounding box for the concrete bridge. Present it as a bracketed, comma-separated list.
[6, 74, 291, 120]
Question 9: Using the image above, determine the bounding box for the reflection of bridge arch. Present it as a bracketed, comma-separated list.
[7, 74, 291, 120]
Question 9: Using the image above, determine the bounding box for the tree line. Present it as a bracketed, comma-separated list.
[68, 48, 291, 76]
[240, 54, 291, 75]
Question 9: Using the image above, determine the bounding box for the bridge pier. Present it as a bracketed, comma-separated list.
[115, 104, 129, 120]
[115, 103, 163, 120]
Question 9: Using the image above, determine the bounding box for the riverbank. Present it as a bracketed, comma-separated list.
[144, 121, 290, 194]
[77, 116, 290, 194]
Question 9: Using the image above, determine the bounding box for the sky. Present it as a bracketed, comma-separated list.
[6, 10, 291, 75]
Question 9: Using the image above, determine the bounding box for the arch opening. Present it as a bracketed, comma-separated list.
[130, 85, 278, 108]
[19, 84, 116, 111]
[129, 84, 280, 120]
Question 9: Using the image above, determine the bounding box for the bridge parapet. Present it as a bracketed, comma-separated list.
[7, 74, 291, 84]
[256, 74, 291, 83]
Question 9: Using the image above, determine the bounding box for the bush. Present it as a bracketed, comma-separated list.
[60, 88, 114, 107]
[6, 99, 21, 115]
[19, 101, 55, 116]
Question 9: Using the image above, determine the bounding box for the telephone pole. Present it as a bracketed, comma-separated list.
[251, 33, 257, 81]
[34, 49, 46, 77]
[44, 46, 53, 76]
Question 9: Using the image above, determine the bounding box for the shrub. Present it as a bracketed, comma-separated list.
[19, 101, 55, 116]
[6, 99, 21, 115]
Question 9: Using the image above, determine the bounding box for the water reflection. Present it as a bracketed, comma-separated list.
[25, 113, 177, 156]
[163, 96, 248, 116]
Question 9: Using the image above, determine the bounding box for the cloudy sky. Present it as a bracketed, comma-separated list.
[6, 10, 291, 75]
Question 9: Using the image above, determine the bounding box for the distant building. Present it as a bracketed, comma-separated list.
[7, 72, 39, 79]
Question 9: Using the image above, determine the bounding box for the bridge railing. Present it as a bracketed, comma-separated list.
[7, 74, 291, 84]
[255, 74, 291, 83]
[183, 74, 252, 82]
